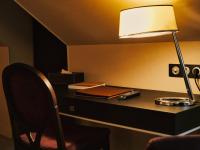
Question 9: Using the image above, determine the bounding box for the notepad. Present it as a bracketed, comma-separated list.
[68, 82, 106, 90]
[76, 86, 140, 100]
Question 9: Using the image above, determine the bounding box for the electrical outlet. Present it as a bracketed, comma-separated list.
[169, 64, 200, 78]
[192, 67, 200, 76]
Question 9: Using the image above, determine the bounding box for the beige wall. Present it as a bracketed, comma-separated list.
[0, 0, 33, 138]
[0, 47, 11, 138]
[0, 0, 33, 65]
[68, 41, 200, 94]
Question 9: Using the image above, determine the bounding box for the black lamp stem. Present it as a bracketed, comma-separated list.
[172, 32, 195, 103]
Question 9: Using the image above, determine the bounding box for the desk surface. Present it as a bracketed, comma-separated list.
[57, 87, 200, 136]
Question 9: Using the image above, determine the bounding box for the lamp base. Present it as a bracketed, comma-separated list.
[155, 97, 195, 106]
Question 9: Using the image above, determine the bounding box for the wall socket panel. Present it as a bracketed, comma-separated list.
[169, 64, 200, 78]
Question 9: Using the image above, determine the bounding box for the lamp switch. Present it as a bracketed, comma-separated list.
[169, 64, 200, 78]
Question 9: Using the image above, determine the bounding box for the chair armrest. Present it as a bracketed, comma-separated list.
[146, 135, 200, 150]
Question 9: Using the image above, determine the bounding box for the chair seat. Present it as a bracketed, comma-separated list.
[146, 135, 200, 150]
[20, 122, 109, 150]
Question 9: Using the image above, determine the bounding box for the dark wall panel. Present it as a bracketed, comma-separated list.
[33, 20, 67, 75]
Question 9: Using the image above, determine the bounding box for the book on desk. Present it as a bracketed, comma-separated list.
[75, 85, 140, 100]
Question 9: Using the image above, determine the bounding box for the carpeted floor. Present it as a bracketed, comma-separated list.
[0, 135, 14, 150]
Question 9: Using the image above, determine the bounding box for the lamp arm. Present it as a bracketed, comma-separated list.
[172, 32, 195, 102]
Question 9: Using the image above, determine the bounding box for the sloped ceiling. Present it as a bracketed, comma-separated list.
[15, 0, 200, 45]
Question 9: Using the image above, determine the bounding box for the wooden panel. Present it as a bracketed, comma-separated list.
[0, 47, 11, 138]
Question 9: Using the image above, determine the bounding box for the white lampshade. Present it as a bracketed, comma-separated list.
[119, 5, 178, 38]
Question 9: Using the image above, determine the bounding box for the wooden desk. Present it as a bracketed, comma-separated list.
[58, 88, 200, 136]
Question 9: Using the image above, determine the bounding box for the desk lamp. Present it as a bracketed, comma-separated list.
[119, 5, 195, 106]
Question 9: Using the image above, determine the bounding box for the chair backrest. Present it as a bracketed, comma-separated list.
[2, 63, 65, 149]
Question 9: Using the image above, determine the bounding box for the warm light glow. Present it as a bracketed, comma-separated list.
[119, 5, 178, 38]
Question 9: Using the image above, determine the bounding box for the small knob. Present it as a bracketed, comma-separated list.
[69, 105, 75, 112]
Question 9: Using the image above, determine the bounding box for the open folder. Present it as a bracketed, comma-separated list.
[76, 86, 140, 100]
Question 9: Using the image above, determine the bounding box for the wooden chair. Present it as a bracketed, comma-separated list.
[2, 63, 110, 150]
[146, 135, 200, 150]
